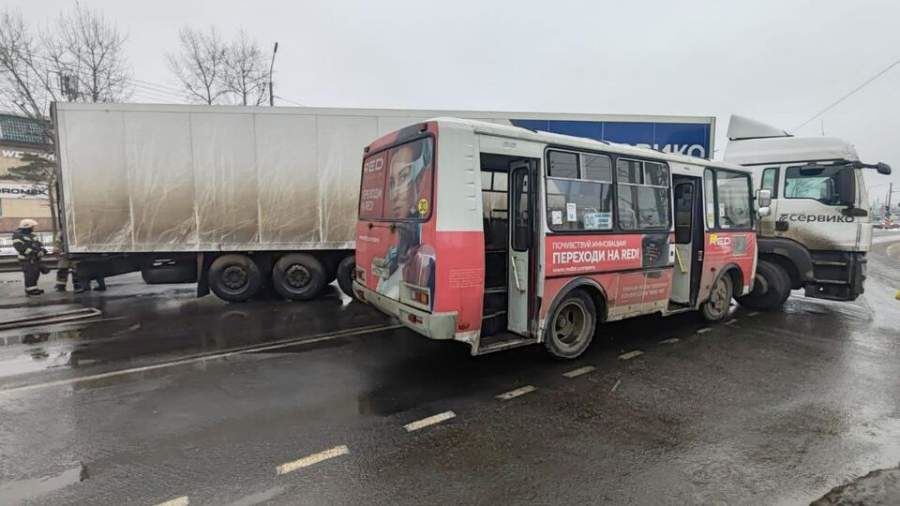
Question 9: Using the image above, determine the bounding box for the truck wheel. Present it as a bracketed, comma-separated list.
[701, 273, 733, 322]
[337, 255, 355, 299]
[737, 260, 791, 311]
[543, 289, 596, 359]
[209, 254, 262, 302]
[272, 253, 326, 301]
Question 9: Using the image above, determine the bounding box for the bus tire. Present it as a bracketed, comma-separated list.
[272, 253, 326, 301]
[543, 289, 596, 359]
[736, 260, 790, 311]
[337, 255, 355, 299]
[209, 254, 262, 302]
[701, 272, 733, 322]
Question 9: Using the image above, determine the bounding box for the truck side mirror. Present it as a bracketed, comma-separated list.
[756, 189, 772, 208]
[836, 167, 856, 207]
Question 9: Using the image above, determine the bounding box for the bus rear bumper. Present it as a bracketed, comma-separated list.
[353, 282, 457, 340]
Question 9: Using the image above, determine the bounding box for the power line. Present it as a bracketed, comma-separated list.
[793, 58, 900, 132]
[274, 95, 304, 107]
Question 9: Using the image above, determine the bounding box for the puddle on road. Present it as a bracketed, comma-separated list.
[0, 463, 87, 503]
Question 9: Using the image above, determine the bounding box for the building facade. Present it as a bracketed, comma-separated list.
[0, 114, 54, 234]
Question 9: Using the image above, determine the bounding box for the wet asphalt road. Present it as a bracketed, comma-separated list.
[0, 234, 898, 505]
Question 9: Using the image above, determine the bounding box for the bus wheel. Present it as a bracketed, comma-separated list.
[736, 260, 790, 311]
[272, 253, 326, 301]
[544, 290, 596, 359]
[336, 255, 355, 299]
[209, 254, 262, 302]
[701, 273, 733, 322]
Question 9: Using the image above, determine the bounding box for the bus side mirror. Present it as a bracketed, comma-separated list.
[837, 167, 856, 207]
[876, 162, 892, 175]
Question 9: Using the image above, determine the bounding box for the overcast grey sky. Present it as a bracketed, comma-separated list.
[13, 0, 900, 201]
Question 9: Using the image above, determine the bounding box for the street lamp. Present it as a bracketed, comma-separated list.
[269, 42, 279, 107]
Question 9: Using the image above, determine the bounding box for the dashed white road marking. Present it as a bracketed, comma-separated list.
[618, 350, 644, 360]
[404, 411, 456, 432]
[748, 311, 760, 316]
[659, 338, 680, 344]
[155, 497, 189, 506]
[725, 319, 738, 325]
[276, 445, 349, 475]
[0, 324, 401, 396]
[562, 365, 596, 378]
[697, 327, 712, 334]
[496, 385, 536, 401]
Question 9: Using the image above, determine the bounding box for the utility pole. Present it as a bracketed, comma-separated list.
[888, 182, 894, 212]
[269, 42, 279, 106]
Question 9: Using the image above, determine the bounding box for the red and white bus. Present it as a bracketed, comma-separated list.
[353, 118, 760, 358]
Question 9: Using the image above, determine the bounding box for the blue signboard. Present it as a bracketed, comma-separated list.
[509, 119, 712, 159]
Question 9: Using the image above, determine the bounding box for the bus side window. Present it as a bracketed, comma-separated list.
[761, 167, 779, 198]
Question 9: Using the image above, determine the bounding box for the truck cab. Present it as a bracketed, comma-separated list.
[725, 115, 891, 305]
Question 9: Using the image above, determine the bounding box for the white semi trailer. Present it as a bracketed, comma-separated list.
[52, 102, 715, 302]
[726, 115, 891, 309]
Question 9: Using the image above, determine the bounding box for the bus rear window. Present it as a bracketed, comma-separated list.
[359, 137, 434, 221]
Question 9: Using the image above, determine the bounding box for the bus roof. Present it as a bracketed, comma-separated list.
[421, 116, 749, 173]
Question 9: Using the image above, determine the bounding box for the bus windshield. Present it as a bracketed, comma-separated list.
[359, 137, 434, 221]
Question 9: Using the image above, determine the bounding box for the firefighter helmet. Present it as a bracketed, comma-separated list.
[18, 219, 38, 229]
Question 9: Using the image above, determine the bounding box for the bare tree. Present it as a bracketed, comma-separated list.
[47, 3, 132, 103]
[167, 26, 229, 105]
[223, 30, 267, 106]
[0, 5, 132, 118]
[0, 9, 58, 118]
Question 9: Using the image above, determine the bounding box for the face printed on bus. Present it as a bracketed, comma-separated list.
[388, 143, 418, 219]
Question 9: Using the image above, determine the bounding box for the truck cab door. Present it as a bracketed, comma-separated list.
[775, 164, 862, 251]
[775, 163, 867, 299]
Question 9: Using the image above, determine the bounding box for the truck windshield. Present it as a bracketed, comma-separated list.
[784, 165, 847, 205]
[359, 137, 434, 221]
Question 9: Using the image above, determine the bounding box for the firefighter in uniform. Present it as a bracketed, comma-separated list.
[12, 219, 47, 296]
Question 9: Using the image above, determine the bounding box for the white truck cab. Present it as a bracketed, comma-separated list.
[725, 115, 891, 306]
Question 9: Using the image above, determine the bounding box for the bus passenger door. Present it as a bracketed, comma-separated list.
[670, 176, 703, 306]
[508, 162, 533, 335]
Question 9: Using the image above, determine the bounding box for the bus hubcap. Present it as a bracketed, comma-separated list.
[285, 265, 311, 289]
[554, 302, 586, 345]
[222, 266, 248, 290]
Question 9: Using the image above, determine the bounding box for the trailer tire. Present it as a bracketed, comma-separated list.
[337, 255, 355, 299]
[272, 253, 326, 301]
[208, 254, 262, 302]
[736, 260, 791, 311]
[543, 289, 596, 359]
[701, 272, 733, 322]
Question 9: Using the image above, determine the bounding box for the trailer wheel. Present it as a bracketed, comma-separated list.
[543, 289, 596, 359]
[337, 255, 355, 299]
[701, 273, 733, 322]
[208, 254, 262, 302]
[736, 260, 791, 311]
[272, 253, 326, 301]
